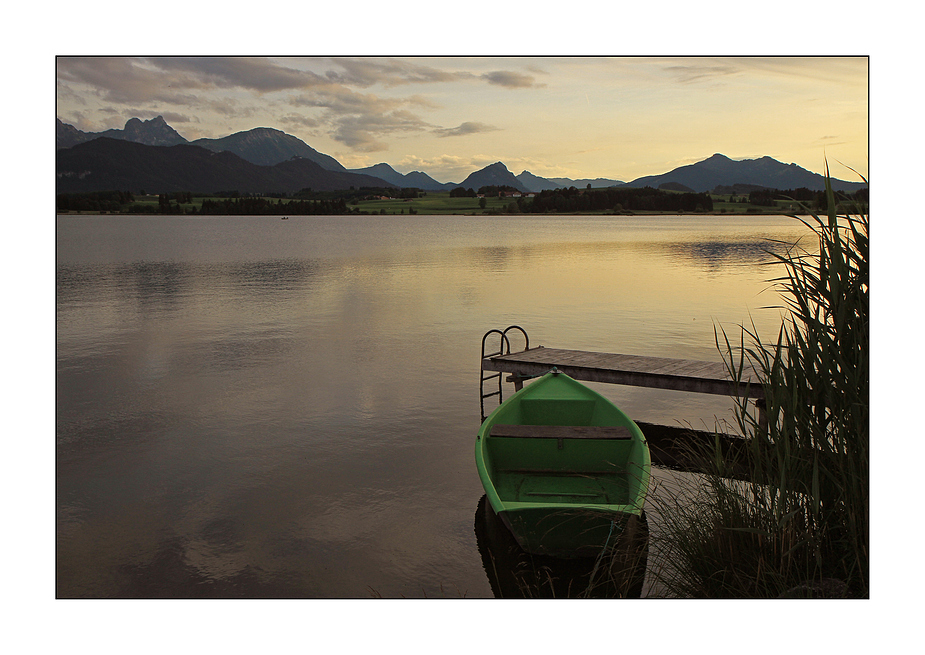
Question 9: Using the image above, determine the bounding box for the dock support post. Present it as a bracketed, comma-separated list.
[509, 374, 529, 392]
[756, 398, 768, 434]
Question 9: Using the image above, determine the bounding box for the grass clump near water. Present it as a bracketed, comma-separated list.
[650, 166, 868, 598]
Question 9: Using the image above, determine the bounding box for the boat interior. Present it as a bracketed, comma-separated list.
[484, 399, 646, 507]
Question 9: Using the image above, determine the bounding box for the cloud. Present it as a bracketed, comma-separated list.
[655, 57, 864, 88]
[57, 57, 174, 104]
[279, 113, 323, 130]
[324, 57, 472, 88]
[481, 70, 543, 88]
[291, 86, 400, 115]
[661, 63, 740, 84]
[406, 94, 442, 110]
[728, 57, 868, 88]
[202, 97, 252, 118]
[332, 110, 434, 151]
[147, 57, 327, 93]
[160, 111, 198, 126]
[433, 122, 499, 138]
[323, 59, 548, 91]
[288, 87, 435, 151]
[56, 57, 328, 105]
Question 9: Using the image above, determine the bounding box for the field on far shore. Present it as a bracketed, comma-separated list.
[101, 191, 816, 216]
[348, 193, 811, 215]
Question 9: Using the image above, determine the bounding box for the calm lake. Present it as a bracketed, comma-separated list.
[56, 213, 813, 598]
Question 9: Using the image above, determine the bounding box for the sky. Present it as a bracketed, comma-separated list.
[55, 56, 869, 184]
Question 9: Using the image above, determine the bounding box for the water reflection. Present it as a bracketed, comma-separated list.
[473, 496, 648, 598]
[59, 532, 312, 598]
[463, 245, 514, 271]
[130, 261, 187, 306]
[57, 258, 333, 307]
[226, 259, 328, 294]
[658, 238, 809, 270]
[457, 234, 807, 279]
[205, 335, 289, 371]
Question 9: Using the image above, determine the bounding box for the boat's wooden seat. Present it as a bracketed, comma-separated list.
[489, 424, 632, 440]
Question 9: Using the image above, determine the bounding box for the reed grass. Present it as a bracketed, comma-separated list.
[648, 165, 869, 598]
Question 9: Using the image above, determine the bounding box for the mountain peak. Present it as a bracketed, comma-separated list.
[119, 115, 187, 146]
[125, 115, 167, 126]
[191, 127, 347, 171]
[458, 161, 528, 192]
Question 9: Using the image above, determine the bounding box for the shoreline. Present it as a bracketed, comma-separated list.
[56, 210, 823, 218]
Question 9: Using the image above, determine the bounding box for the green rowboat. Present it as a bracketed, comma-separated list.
[476, 368, 650, 557]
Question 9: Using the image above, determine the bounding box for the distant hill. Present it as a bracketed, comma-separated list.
[403, 171, 456, 191]
[349, 163, 406, 186]
[458, 162, 529, 192]
[548, 176, 625, 189]
[658, 182, 695, 192]
[626, 153, 865, 193]
[55, 138, 396, 194]
[56, 116, 187, 149]
[515, 170, 554, 192]
[349, 163, 455, 191]
[517, 170, 625, 192]
[191, 127, 347, 171]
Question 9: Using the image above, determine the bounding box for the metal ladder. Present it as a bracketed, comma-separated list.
[480, 325, 529, 421]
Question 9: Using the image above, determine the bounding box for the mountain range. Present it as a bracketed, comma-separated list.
[348, 163, 455, 191]
[55, 138, 395, 194]
[516, 170, 624, 192]
[57, 116, 188, 149]
[56, 116, 867, 195]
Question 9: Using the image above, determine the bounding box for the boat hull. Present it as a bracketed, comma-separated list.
[497, 506, 634, 557]
[474, 495, 649, 597]
[476, 369, 650, 558]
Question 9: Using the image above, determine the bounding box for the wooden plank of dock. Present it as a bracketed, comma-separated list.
[482, 346, 763, 399]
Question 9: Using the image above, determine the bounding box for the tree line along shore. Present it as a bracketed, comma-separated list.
[56, 184, 868, 216]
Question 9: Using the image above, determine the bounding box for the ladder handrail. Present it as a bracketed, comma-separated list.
[480, 326, 529, 421]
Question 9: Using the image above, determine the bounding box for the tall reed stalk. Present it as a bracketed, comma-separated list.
[650, 166, 868, 598]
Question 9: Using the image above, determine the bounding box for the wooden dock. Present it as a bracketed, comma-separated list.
[482, 346, 763, 399]
[479, 328, 765, 477]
